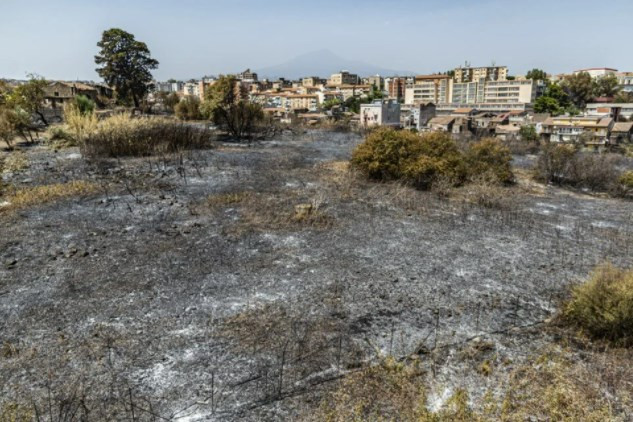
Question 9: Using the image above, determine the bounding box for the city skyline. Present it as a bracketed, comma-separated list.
[1, 0, 633, 81]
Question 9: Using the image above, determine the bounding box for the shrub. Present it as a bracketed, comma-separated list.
[351, 128, 468, 189]
[175, 96, 202, 121]
[564, 263, 633, 345]
[617, 171, 633, 197]
[0, 108, 16, 149]
[73, 94, 96, 115]
[47, 125, 75, 146]
[81, 114, 211, 157]
[535, 144, 624, 193]
[465, 138, 514, 184]
[534, 143, 578, 185]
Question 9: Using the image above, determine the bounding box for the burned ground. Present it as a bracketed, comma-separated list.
[1, 131, 633, 420]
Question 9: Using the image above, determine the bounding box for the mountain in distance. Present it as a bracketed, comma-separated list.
[255, 49, 415, 80]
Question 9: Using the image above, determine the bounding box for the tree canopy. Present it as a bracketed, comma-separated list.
[526, 69, 548, 82]
[560, 72, 594, 109]
[201, 76, 264, 139]
[6, 75, 49, 125]
[95, 28, 159, 108]
[593, 74, 620, 98]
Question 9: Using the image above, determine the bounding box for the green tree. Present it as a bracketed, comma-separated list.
[519, 125, 539, 142]
[533, 96, 563, 115]
[561, 72, 595, 108]
[526, 69, 548, 82]
[95, 28, 159, 108]
[321, 98, 342, 111]
[156, 91, 181, 112]
[201, 76, 264, 139]
[6, 75, 49, 125]
[593, 74, 620, 98]
[614, 91, 633, 104]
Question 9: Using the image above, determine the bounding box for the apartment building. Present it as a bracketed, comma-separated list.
[367, 75, 384, 90]
[454, 65, 507, 83]
[404, 75, 451, 105]
[360, 100, 401, 128]
[238, 69, 258, 82]
[541, 116, 614, 144]
[328, 71, 359, 86]
[386, 77, 408, 100]
[483, 80, 539, 104]
[573, 68, 617, 78]
[302, 77, 324, 87]
[182, 81, 201, 98]
[617, 72, 633, 93]
[280, 94, 319, 112]
[586, 103, 633, 121]
[335, 84, 371, 101]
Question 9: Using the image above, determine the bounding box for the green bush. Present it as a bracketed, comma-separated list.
[352, 129, 516, 190]
[352, 128, 468, 189]
[73, 94, 96, 115]
[564, 263, 633, 345]
[465, 138, 514, 184]
[617, 171, 633, 197]
[175, 96, 202, 121]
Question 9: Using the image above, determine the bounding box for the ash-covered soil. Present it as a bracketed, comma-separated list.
[1, 131, 633, 420]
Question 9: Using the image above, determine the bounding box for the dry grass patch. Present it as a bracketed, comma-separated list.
[2, 150, 28, 173]
[204, 188, 335, 233]
[1, 180, 100, 212]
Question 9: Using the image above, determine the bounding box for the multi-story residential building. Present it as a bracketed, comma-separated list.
[302, 77, 324, 87]
[450, 81, 481, 104]
[328, 71, 359, 86]
[586, 103, 633, 121]
[483, 80, 540, 104]
[541, 116, 614, 144]
[280, 94, 319, 112]
[367, 75, 384, 90]
[386, 77, 408, 100]
[360, 100, 401, 128]
[404, 75, 451, 105]
[616, 72, 633, 93]
[238, 68, 258, 82]
[317, 91, 345, 105]
[573, 68, 617, 78]
[335, 84, 371, 101]
[182, 81, 201, 98]
[454, 65, 507, 83]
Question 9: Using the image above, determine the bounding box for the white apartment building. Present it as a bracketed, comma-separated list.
[586, 103, 633, 121]
[573, 68, 618, 78]
[617, 73, 633, 93]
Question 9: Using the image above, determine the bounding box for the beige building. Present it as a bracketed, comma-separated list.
[483, 80, 538, 104]
[405, 75, 451, 105]
[454, 65, 508, 83]
[328, 71, 359, 86]
[280, 94, 319, 112]
[302, 77, 324, 87]
[542, 116, 614, 144]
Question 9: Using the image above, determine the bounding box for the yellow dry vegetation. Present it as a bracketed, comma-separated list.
[1, 180, 99, 212]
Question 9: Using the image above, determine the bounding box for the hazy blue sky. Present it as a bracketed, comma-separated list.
[1, 0, 632, 80]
